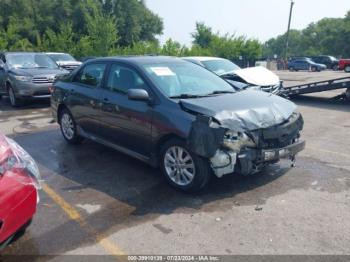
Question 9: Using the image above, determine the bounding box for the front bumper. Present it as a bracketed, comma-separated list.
[261, 139, 305, 162]
[211, 140, 305, 177]
[12, 81, 52, 98]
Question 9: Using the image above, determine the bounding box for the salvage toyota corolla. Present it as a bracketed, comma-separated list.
[51, 56, 305, 192]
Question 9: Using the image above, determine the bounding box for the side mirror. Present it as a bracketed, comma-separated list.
[127, 89, 150, 102]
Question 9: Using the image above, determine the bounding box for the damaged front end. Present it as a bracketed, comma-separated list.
[187, 111, 305, 178]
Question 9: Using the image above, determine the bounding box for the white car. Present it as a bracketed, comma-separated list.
[46, 52, 82, 72]
[182, 56, 281, 94]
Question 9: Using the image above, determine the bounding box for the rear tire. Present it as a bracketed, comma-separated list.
[333, 64, 338, 71]
[345, 66, 350, 73]
[160, 138, 211, 192]
[311, 66, 317, 72]
[59, 108, 83, 144]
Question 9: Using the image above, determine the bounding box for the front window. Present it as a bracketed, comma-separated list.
[142, 62, 234, 98]
[6, 53, 59, 69]
[75, 63, 106, 87]
[201, 59, 240, 75]
[107, 64, 147, 94]
[48, 53, 76, 62]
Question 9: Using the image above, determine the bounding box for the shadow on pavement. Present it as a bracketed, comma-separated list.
[3, 128, 349, 257]
[0, 97, 50, 113]
[291, 94, 350, 113]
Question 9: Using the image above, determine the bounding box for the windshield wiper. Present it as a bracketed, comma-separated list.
[207, 90, 235, 95]
[169, 94, 208, 99]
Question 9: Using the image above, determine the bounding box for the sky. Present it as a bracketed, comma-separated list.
[145, 0, 350, 45]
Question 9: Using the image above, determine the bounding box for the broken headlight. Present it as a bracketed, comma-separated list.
[223, 131, 256, 152]
[4, 137, 42, 190]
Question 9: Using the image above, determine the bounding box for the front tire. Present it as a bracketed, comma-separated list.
[59, 108, 83, 144]
[160, 139, 211, 192]
[345, 65, 350, 73]
[7, 84, 22, 107]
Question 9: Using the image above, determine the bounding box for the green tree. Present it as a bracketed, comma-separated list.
[191, 22, 214, 48]
[84, 0, 118, 56]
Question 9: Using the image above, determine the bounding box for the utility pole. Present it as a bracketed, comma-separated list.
[284, 0, 295, 60]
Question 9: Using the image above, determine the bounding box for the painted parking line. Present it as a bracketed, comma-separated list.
[42, 183, 126, 256]
[307, 146, 350, 159]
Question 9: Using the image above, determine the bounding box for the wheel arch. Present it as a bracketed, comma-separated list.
[57, 103, 69, 124]
[154, 134, 186, 163]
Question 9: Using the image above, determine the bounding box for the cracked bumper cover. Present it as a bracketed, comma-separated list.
[210, 140, 305, 177]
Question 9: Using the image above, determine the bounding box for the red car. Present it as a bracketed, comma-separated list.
[0, 135, 41, 250]
[338, 59, 350, 72]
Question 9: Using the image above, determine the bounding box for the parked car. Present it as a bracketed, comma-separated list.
[182, 56, 281, 94]
[0, 52, 69, 107]
[46, 52, 82, 72]
[0, 135, 41, 250]
[80, 56, 97, 63]
[338, 59, 350, 72]
[51, 56, 305, 192]
[288, 58, 326, 72]
[311, 55, 339, 70]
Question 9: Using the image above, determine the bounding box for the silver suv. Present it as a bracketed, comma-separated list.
[46, 52, 82, 72]
[0, 52, 69, 107]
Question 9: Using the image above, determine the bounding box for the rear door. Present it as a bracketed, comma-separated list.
[67, 62, 107, 136]
[300, 61, 309, 70]
[98, 63, 153, 157]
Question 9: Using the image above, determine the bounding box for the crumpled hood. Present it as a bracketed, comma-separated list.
[180, 90, 297, 131]
[231, 66, 280, 87]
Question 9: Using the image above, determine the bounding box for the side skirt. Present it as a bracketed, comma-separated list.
[76, 126, 157, 167]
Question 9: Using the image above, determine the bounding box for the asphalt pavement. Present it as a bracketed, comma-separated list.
[0, 71, 349, 259]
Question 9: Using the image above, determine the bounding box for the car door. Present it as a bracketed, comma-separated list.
[0, 54, 6, 94]
[300, 61, 309, 70]
[294, 61, 302, 70]
[67, 62, 107, 136]
[98, 63, 153, 157]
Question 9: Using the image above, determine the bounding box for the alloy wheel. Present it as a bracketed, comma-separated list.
[164, 146, 195, 186]
[61, 113, 75, 140]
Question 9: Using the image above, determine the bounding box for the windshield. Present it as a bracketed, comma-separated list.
[48, 53, 76, 62]
[142, 62, 234, 98]
[6, 53, 59, 69]
[202, 59, 240, 75]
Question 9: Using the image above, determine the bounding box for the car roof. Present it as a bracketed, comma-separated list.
[182, 56, 226, 62]
[4, 51, 46, 55]
[87, 56, 188, 65]
[46, 52, 69, 55]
